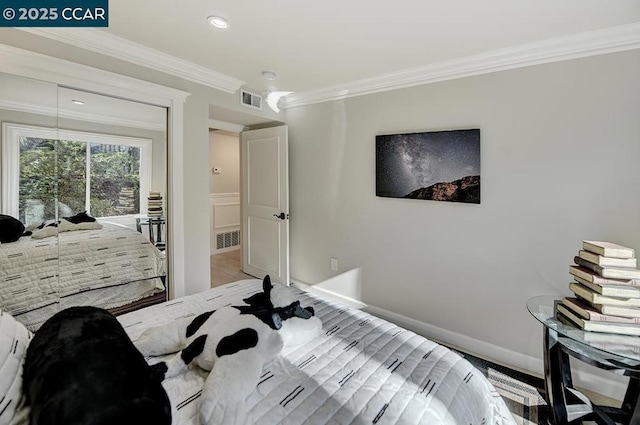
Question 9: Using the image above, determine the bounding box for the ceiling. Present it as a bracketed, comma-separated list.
[101, 0, 640, 97]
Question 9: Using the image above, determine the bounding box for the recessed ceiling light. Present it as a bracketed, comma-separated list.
[71, 100, 85, 105]
[262, 70, 277, 81]
[207, 15, 229, 29]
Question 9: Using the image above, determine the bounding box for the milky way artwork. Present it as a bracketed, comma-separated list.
[376, 129, 480, 204]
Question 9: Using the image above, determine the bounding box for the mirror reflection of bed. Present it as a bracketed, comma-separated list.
[0, 72, 169, 331]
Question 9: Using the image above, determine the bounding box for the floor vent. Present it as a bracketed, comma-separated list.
[216, 230, 240, 249]
[240, 89, 262, 110]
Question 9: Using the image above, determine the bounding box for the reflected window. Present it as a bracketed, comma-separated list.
[18, 137, 57, 224]
[57, 140, 142, 217]
[2, 123, 152, 225]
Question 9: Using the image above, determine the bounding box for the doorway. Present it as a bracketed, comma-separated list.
[208, 129, 252, 287]
[208, 106, 286, 288]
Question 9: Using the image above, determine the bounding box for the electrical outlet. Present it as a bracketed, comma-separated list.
[331, 257, 339, 271]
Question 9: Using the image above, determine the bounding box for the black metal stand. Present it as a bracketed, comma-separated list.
[543, 326, 640, 425]
[135, 216, 165, 250]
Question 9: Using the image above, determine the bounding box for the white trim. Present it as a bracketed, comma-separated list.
[0, 44, 190, 107]
[1, 123, 153, 218]
[19, 28, 245, 94]
[292, 280, 367, 309]
[58, 110, 165, 131]
[1, 124, 21, 218]
[211, 245, 241, 256]
[292, 278, 628, 401]
[213, 203, 240, 229]
[283, 22, 640, 108]
[0, 43, 189, 301]
[167, 100, 185, 299]
[210, 192, 241, 199]
[0, 99, 165, 131]
[208, 119, 246, 134]
[0, 99, 57, 117]
[213, 202, 240, 207]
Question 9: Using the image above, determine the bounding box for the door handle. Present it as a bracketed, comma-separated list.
[273, 212, 288, 220]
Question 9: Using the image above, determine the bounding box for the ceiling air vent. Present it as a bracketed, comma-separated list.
[240, 89, 262, 110]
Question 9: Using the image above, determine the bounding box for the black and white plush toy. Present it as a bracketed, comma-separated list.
[22, 306, 171, 425]
[28, 211, 102, 240]
[135, 276, 322, 425]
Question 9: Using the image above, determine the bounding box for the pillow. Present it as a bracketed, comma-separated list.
[0, 215, 25, 244]
[31, 219, 103, 240]
[0, 214, 24, 243]
[0, 309, 32, 425]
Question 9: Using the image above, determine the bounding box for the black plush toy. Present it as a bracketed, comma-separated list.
[0, 214, 25, 243]
[22, 306, 171, 425]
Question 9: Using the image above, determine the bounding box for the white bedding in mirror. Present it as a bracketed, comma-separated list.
[0, 222, 165, 330]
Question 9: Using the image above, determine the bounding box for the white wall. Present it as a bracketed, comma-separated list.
[209, 131, 240, 194]
[285, 50, 640, 388]
[208, 131, 241, 254]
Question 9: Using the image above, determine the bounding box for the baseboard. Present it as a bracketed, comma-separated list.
[210, 246, 240, 256]
[292, 278, 628, 401]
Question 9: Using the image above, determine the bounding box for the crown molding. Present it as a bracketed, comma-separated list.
[0, 44, 190, 107]
[0, 100, 165, 131]
[15, 23, 640, 108]
[0, 99, 56, 117]
[58, 110, 166, 131]
[19, 28, 245, 94]
[284, 22, 640, 109]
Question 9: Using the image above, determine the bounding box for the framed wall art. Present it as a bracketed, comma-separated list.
[376, 129, 480, 204]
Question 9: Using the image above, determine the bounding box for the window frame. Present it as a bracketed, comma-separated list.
[1, 122, 152, 219]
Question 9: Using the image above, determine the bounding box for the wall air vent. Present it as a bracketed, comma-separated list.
[240, 89, 262, 110]
[216, 230, 240, 250]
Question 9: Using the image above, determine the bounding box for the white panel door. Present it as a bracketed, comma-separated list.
[241, 125, 289, 285]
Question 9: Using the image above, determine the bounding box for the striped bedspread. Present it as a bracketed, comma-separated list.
[0, 222, 165, 330]
[119, 279, 516, 425]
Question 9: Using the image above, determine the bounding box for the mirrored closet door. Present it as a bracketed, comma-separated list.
[0, 71, 60, 329]
[55, 87, 168, 317]
[0, 71, 169, 330]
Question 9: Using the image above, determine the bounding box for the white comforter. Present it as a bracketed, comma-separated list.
[0, 222, 165, 330]
[120, 279, 516, 425]
[0, 309, 31, 425]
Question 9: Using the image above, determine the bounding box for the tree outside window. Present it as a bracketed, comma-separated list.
[3, 124, 151, 225]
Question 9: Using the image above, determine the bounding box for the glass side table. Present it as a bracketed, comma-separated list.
[133, 214, 166, 250]
[527, 296, 640, 425]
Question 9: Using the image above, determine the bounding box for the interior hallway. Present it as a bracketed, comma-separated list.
[210, 249, 253, 287]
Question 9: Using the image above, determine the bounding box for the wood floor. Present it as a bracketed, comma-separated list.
[210, 249, 253, 288]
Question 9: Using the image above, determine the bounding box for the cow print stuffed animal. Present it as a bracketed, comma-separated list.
[135, 275, 322, 425]
[22, 306, 171, 425]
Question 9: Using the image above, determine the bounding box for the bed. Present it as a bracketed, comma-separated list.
[0, 221, 166, 331]
[118, 279, 516, 424]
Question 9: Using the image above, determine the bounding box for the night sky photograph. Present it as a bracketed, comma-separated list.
[376, 129, 481, 204]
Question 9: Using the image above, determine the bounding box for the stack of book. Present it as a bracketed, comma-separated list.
[557, 240, 640, 336]
[147, 191, 164, 217]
